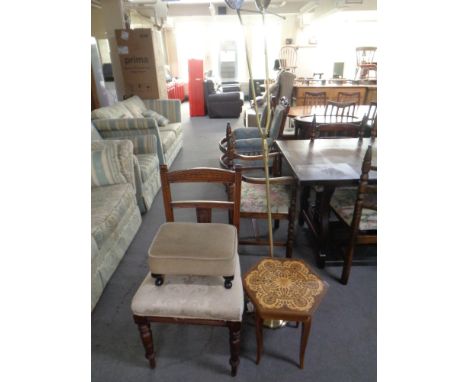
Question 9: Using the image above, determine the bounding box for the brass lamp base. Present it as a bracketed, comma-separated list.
[263, 319, 287, 329]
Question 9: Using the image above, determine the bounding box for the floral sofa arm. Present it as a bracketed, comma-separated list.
[143, 99, 182, 123]
[91, 140, 136, 191]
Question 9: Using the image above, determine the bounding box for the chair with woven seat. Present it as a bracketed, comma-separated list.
[131, 165, 244, 376]
[337, 91, 361, 104]
[233, 152, 297, 258]
[330, 145, 377, 284]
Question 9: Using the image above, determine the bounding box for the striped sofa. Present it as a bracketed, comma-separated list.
[91, 140, 142, 311]
[92, 96, 183, 170]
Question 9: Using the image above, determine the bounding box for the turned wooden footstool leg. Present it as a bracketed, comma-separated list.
[255, 315, 264, 364]
[133, 316, 156, 368]
[228, 321, 241, 377]
[299, 317, 312, 369]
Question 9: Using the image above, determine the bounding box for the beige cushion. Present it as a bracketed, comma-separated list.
[148, 222, 237, 277]
[91, 103, 133, 120]
[132, 254, 243, 321]
[159, 122, 183, 138]
[121, 96, 147, 117]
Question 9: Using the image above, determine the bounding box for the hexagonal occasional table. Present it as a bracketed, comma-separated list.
[243, 258, 328, 369]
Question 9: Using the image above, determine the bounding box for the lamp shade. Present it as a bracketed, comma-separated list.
[224, 0, 244, 10]
[254, 0, 271, 11]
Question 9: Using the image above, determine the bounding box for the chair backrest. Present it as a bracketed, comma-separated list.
[279, 46, 297, 72]
[349, 145, 377, 237]
[304, 91, 327, 107]
[325, 100, 356, 118]
[337, 92, 361, 104]
[268, 97, 290, 140]
[276, 70, 296, 101]
[160, 165, 242, 231]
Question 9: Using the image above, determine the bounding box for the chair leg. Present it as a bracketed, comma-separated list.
[340, 244, 355, 285]
[134, 316, 156, 369]
[228, 321, 241, 376]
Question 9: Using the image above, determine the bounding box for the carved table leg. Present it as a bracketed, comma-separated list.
[314, 186, 335, 268]
[228, 321, 241, 377]
[255, 314, 264, 364]
[134, 316, 156, 368]
[299, 317, 312, 369]
[298, 185, 310, 226]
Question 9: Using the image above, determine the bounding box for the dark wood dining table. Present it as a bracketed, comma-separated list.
[276, 138, 377, 267]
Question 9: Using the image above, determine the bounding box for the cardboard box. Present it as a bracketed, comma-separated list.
[115, 28, 168, 100]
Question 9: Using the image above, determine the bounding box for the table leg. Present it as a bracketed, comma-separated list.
[314, 186, 335, 268]
[298, 185, 310, 226]
[299, 317, 312, 369]
[134, 316, 156, 368]
[255, 315, 264, 364]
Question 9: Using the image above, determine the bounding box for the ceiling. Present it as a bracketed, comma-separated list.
[93, 0, 377, 23]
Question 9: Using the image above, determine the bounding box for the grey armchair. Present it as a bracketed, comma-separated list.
[219, 97, 290, 169]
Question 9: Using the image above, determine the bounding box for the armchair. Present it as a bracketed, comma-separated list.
[92, 123, 161, 213]
[204, 79, 244, 118]
[219, 97, 290, 169]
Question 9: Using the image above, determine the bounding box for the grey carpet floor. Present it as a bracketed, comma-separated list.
[91, 102, 377, 382]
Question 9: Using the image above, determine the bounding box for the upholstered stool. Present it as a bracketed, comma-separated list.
[148, 222, 237, 288]
[131, 253, 244, 376]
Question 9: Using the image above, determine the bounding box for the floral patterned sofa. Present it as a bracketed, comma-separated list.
[91, 139, 142, 311]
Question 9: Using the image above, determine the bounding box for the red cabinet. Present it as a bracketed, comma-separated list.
[188, 59, 205, 116]
[167, 80, 185, 102]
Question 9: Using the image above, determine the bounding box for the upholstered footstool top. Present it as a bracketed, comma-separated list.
[148, 222, 237, 278]
[132, 253, 244, 321]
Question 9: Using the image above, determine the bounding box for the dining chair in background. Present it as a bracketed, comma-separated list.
[324, 100, 357, 118]
[304, 91, 327, 107]
[329, 145, 377, 284]
[337, 91, 361, 104]
[278, 46, 298, 73]
[229, 152, 297, 258]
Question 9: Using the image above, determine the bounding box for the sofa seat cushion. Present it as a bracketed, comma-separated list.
[92, 183, 136, 249]
[159, 123, 182, 138]
[132, 254, 243, 321]
[330, 187, 377, 231]
[136, 154, 158, 183]
[159, 130, 176, 153]
[240, 182, 291, 214]
[91, 103, 133, 120]
[148, 222, 237, 277]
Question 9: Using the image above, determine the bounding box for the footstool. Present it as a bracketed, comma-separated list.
[148, 222, 237, 288]
[243, 258, 327, 369]
[131, 253, 244, 376]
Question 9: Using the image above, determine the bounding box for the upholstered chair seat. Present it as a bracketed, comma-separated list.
[330, 187, 377, 231]
[241, 182, 291, 214]
[132, 253, 243, 322]
[148, 222, 237, 279]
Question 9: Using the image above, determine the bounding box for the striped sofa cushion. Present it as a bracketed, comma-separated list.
[91, 103, 133, 120]
[121, 96, 147, 117]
